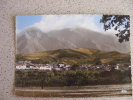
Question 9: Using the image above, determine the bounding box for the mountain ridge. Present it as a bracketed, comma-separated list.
[16, 27, 130, 54]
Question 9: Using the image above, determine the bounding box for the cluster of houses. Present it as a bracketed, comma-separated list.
[16, 60, 131, 71]
[16, 61, 71, 71]
[80, 64, 130, 71]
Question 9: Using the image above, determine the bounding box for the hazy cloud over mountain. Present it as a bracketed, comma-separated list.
[32, 15, 102, 32]
[16, 27, 130, 54]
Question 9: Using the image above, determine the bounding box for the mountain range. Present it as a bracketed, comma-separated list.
[16, 27, 130, 54]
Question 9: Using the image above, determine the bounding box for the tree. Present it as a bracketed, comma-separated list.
[71, 64, 80, 70]
[39, 71, 46, 89]
[100, 15, 130, 43]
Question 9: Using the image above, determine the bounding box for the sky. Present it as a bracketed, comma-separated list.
[16, 14, 117, 34]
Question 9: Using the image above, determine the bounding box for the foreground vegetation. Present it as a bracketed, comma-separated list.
[15, 68, 131, 88]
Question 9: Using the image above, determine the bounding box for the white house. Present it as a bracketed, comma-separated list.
[64, 65, 71, 70]
[16, 64, 27, 69]
[58, 63, 65, 67]
[39, 64, 52, 71]
[54, 67, 61, 71]
[115, 65, 119, 70]
[29, 65, 39, 70]
[115, 64, 120, 70]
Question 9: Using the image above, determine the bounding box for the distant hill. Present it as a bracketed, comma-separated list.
[18, 48, 130, 65]
[16, 27, 130, 54]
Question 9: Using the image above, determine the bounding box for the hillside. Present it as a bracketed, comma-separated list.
[16, 48, 130, 65]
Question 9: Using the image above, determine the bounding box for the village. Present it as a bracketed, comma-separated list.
[15, 60, 131, 71]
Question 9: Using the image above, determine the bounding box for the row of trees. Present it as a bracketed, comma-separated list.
[15, 68, 131, 89]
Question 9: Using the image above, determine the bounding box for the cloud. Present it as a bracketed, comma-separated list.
[16, 28, 20, 34]
[31, 15, 102, 33]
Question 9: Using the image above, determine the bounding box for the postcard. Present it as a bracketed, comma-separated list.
[15, 14, 131, 97]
